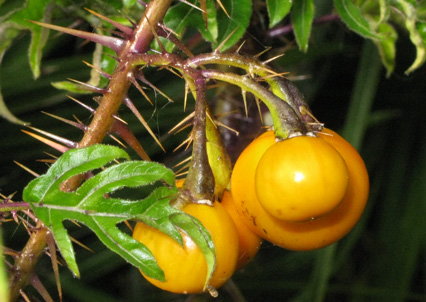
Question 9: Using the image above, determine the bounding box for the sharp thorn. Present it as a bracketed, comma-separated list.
[179, 0, 206, 13]
[14, 161, 40, 177]
[158, 24, 194, 58]
[45, 232, 62, 301]
[138, 0, 148, 8]
[216, 0, 230, 18]
[215, 27, 239, 53]
[41, 111, 87, 131]
[67, 96, 95, 113]
[169, 112, 195, 134]
[28, 20, 124, 53]
[175, 171, 189, 178]
[128, 74, 153, 106]
[84, 8, 133, 36]
[108, 133, 127, 149]
[25, 126, 78, 149]
[206, 111, 217, 129]
[69, 235, 95, 253]
[82, 61, 111, 79]
[123, 97, 166, 152]
[255, 96, 263, 123]
[110, 120, 151, 160]
[253, 47, 272, 59]
[184, 82, 189, 111]
[21, 130, 70, 153]
[262, 53, 285, 65]
[137, 73, 174, 103]
[235, 41, 246, 53]
[67, 78, 108, 94]
[242, 90, 248, 117]
[215, 120, 240, 135]
[173, 156, 192, 168]
[173, 134, 193, 152]
[143, 14, 166, 53]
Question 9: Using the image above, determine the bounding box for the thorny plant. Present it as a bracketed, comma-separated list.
[1, 0, 425, 301]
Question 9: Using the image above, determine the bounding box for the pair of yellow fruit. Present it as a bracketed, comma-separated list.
[132, 128, 369, 294]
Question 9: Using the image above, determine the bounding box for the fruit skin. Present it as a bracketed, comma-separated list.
[132, 201, 239, 294]
[230, 129, 369, 251]
[255, 135, 349, 222]
[220, 190, 262, 270]
[177, 178, 261, 270]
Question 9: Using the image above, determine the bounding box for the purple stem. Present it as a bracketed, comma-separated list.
[268, 14, 340, 38]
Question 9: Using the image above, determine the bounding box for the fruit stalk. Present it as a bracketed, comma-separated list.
[176, 76, 215, 206]
[201, 69, 306, 139]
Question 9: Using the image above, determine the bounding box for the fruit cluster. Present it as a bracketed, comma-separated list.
[132, 127, 369, 295]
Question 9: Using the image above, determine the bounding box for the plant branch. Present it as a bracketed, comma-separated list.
[175, 76, 215, 207]
[8, 224, 49, 302]
[200, 70, 306, 139]
[9, 1, 174, 300]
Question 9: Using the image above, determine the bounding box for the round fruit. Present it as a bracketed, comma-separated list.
[132, 201, 239, 294]
[220, 190, 262, 270]
[255, 135, 349, 222]
[230, 129, 369, 251]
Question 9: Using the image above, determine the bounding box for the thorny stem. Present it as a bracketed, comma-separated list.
[201, 70, 306, 139]
[187, 53, 319, 130]
[129, 52, 308, 138]
[79, 0, 172, 149]
[174, 76, 215, 208]
[8, 224, 49, 302]
[9, 1, 174, 300]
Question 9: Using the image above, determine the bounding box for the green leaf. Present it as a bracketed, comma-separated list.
[163, 0, 218, 52]
[334, 0, 381, 40]
[0, 90, 26, 124]
[213, 0, 252, 52]
[378, 0, 390, 24]
[0, 23, 27, 124]
[267, 0, 292, 28]
[24, 145, 130, 203]
[7, 0, 52, 79]
[291, 0, 315, 52]
[373, 22, 397, 77]
[23, 145, 216, 285]
[122, 0, 137, 8]
[52, 45, 117, 93]
[51, 81, 95, 94]
[170, 212, 216, 291]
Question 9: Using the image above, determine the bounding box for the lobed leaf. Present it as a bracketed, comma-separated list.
[23, 145, 130, 203]
[23, 145, 216, 284]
